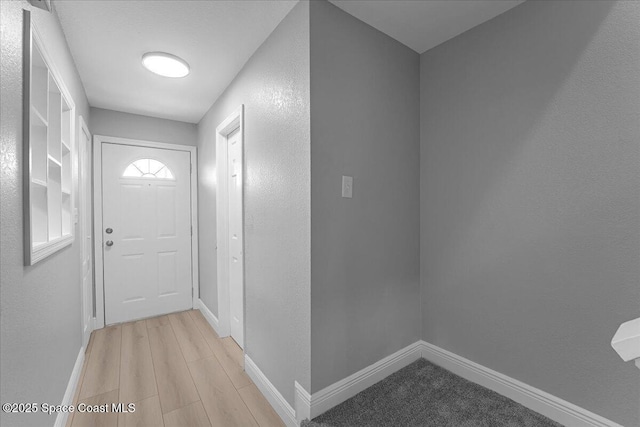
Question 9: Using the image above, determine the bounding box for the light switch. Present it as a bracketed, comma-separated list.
[342, 176, 353, 198]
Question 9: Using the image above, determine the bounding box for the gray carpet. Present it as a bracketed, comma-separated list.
[302, 359, 562, 427]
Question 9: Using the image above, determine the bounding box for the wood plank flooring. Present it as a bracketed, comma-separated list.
[67, 310, 284, 427]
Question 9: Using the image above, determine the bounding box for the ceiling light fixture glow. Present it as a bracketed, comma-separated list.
[142, 52, 190, 78]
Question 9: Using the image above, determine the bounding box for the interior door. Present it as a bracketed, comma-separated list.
[227, 128, 244, 348]
[102, 143, 192, 325]
[79, 120, 93, 348]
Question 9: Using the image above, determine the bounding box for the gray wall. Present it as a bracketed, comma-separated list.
[90, 107, 197, 146]
[309, 0, 421, 393]
[0, 2, 90, 426]
[420, 1, 639, 425]
[197, 1, 311, 404]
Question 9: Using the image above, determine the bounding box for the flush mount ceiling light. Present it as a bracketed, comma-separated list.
[142, 52, 190, 78]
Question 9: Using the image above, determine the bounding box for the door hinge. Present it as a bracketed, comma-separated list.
[191, 225, 193, 236]
[190, 163, 192, 173]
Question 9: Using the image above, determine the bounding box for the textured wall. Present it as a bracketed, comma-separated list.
[196, 1, 311, 404]
[309, 0, 421, 393]
[196, 102, 219, 315]
[0, 2, 90, 427]
[90, 107, 197, 146]
[420, 1, 640, 425]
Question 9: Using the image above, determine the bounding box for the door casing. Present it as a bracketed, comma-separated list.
[93, 135, 199, 329]
[215, 105, 245, 345]
[78, 116, 93, 346]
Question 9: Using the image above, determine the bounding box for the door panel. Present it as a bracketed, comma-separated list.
[102, 143, 192, 325]
[157, 185, 177, 237]
[227, 128, 244, 348]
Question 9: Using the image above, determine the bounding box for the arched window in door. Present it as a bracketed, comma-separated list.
[122, 158, 174, 179]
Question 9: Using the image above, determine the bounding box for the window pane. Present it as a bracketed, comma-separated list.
[122, 159, 175, 180]
[123, 164, 143, 177]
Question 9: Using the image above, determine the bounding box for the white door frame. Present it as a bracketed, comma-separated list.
[93, 135, 199, 329]
[216, 105, 244, 339]
[78, 116, 94, 346]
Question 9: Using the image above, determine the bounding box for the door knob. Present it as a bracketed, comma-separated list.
[106, 240, 114, 247]
[106, 228, 113, 234]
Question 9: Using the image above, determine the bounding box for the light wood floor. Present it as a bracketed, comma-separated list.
[67, 310, 285, 427]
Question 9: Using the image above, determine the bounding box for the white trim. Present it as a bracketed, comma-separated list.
[215, 105, 245, 341]
[24, 16, 76, 265]
[54, 347, 85, 427]
[78, 115, 93, 349]
[294, 381, 311, 424]
[30, 237, 74, 265]
[196, 298, 221, 336]
[418, 341, 622, 427]
[91, 135, 104, 329]
[307, 341, 423, 420]
[92, 135, 199, 328]
[244, 355, 297, 427]
[190, 151, 200, 309]
[300, 340, 621, 426]
[92, 135, 104, 328]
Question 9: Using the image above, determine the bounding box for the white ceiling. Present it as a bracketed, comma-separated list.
[55, 0, 524, 124]
[54, 0, 297, 123]
[329, 0, 524, 53]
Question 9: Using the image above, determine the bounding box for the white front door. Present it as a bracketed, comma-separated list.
[102, 143, 192, 325]
[79, 119, 93, 348]
[227, 128, 244, 348]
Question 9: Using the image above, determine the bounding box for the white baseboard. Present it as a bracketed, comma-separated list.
[196, 298, 221, 336]
[54, 347, 85, 427]
[244, 355, 297, 427]
[306, 341, 423, 420]
[296, 340, 620, 427]
[294, 381, 311, 424]
[419, 341, 622, 427]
